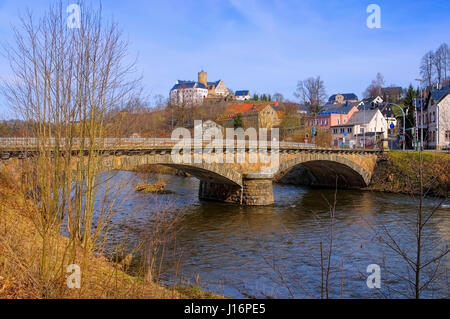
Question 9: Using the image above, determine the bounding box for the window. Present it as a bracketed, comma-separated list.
[333, 128, 338, 134]
[347, 128, 352, 133]
[446, 131, 450, 142]
[340, 128, 345, 134]
[337, 119, 340, 125]
[360, 127, 365, 134]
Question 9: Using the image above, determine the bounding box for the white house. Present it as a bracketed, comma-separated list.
[358, 96, 383, 108]
[193, 120, 224, 140]
[331, 109, 387, 148]
[170, 71, 231, 106]
[235, 90, 250, 101]
[169, 80, 208, 107]
[425, 86, 450, 149]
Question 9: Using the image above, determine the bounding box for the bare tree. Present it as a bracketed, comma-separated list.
[370, 150, 450, 298]
[273, 92, 284, 103]
[435, 43, 449, 86]
[420, 51, 435, 89]
[294, 76, 327, 114]
[364, 73, 385, 98]
[1, 1, 140, 292]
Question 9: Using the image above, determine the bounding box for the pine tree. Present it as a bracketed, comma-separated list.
[234, 113, 243, 129]
[402, 84, 418, 149]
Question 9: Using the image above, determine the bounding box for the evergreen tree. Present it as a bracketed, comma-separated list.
[233, 113, 243, 129]
[402, 84, 419, 149]
[253, 94, 259, 101]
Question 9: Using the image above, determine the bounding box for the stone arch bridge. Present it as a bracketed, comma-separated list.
[0, 138, 382, 206]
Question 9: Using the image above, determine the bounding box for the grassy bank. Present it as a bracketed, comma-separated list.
[0, 168, 222, 299]
[368, 151, 450, 196]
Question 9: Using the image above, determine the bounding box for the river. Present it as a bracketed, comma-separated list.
[96, 171, 450, 299]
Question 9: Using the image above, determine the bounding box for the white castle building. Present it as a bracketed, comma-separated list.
[169, 71, 231, 106]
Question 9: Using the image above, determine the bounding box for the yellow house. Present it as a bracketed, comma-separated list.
[216, 102, 283, 130]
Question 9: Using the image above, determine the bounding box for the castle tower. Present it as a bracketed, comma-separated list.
[198, 71, 207, 87]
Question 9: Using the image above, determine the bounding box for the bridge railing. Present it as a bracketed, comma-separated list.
[0, 137, 317, 149]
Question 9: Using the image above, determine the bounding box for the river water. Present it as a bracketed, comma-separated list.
[97, 171, 450, 299]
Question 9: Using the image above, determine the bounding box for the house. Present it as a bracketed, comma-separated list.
[304, 103, 359, 130]
[359, 100, 397, 129]
[194, 120, 223, 139]
[169, 80, 208, 107]
[327, 93, 359, 105]
[381, 87, 403, 103]
[297, 104, 309, 115]
[169, 71, 230, 106]
[423, 85, 450, 150]
[207, 79, 230, 97]
[235, 90, 251, 101]
[358, 96, 383, 108]
[331, 109, 387, 148]
[216, 102, 282, 130]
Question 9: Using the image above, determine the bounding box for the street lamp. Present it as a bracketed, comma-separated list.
[385, 102, 406, 151]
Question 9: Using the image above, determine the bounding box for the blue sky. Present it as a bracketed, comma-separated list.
[0, 0, 449, 117]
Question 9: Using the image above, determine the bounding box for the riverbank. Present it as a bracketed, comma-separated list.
[0, 169, 222, 299]
[367, 151, 450, 197]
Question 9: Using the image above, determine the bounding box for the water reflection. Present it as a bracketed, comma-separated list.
[96, 171, 449, 298]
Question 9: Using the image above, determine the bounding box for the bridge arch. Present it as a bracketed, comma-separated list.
[277, 153, 374, 188]
[99, 153, 243, 187]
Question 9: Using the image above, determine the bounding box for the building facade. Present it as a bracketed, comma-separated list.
[169, 80, 208, 107]
[381, 87, 403, 103]
[216, 102, 282, 131]
[331, 109, 388, 148]
[235, 90, 251, 101]
[327, 93, 358, 105]
[170, 71, 230, 106]
[305, 104, 359, 130]
[423, 86, 450, 149]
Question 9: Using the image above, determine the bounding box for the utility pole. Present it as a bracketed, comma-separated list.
[363, 104, 366, 149]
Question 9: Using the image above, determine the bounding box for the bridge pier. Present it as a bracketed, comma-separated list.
[198, 181, 242, 204]
[198, 174, 274, 206]
[241, 175, 274, 206]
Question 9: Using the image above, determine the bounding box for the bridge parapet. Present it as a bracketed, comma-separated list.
[0, 138, 383, 205]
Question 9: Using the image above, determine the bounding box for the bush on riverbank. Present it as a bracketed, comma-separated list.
[369, 151, 450, 196]
[0, 168, 220, 299]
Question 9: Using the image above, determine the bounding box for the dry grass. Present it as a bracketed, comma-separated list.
[0, 168, 221, 299]
[369, 151, 450, 196]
